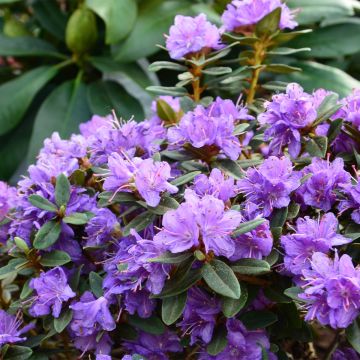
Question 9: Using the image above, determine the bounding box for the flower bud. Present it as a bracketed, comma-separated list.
[65, 7, 98, 55]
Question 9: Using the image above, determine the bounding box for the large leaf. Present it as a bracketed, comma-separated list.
[287, 0, 354, 25]
[87, 0, 137, 44]
[289, 22, 360, 58]
[27, 79, 91, 164]
[87, 80, 144, 121]
[0, 35, 63, 58]
[112, 0, 191, 62]
[279, 61, 360, 97]
[32, 0, 68, 40]
[202, 260, 241, 299]
[0, 66, 58, 136]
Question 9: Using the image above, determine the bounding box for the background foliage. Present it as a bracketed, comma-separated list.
[0, 0, 360, 182]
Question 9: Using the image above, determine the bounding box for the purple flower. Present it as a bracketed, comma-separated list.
[296, 157, 351, 211]
[193, 168, 238, 202]
[154, 189, 242, 258]
[0, 310, 34, 347]
[124, 289, 156, 319]
[222, 0, 297, 33]
[178, 287, 221, 345]
[238, 156, 301, 217]
[230, 203, 273, 260]
[300, 252, 360, 329]
[332, 348, 360, 360]
[70, 291, 116, 336]
[335, 89, 360, 131]
[281, 213, 352, 276]
[72, 331, 113, 357]
[168, 97, 253, 161]
[258, 83, 317, 157]
[80, 114, 114, 138]
[339, 182, 360, 224]
[166, 14, 222, 60]
[123, 330, 182, 360]
[0, 181, 17, 221]
[29, 267, 75, 318]
[84, 208, 119, 247]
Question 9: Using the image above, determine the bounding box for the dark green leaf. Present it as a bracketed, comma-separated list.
[264, 288, 291, 303]
[20, 279, 33, 300]
[148, 251, 193, 264]
[87, 80, 144, 121]
[161, 292, 187, 325]
[237, 159, 263, 169]
[270, 207, 288, 229]
[113, 0, 191, 62]
[89, 271, 103, 298]
[33, 221, 61, 249]
[0, 66, 58, 136]
[63, 213, 89, 225]
[240, 310, 278, 330]
[212, 159, 243, 180]
[123, 211, 156, 236]
[0, 259, 24, 280]
[202, 260, 241, 299]
[203, 67, 232, 76]
[283, 287, 304, 302]
[27, 79, 91, 164]
[346, 317, 360, 354]
[3, 346, 32, 360]
[231, 259, 271, 275]
[314, 93, 341, 126]
[28, 195, 57, 212]
[206, 326, 228, 356]
[87, 0, 137, 44]
[221, 283, 248, 318]
[147, 197, 179, 215]
[272, 29, 312, 44]
[305, 136, 328, 158]
[327, 119, 343, 144]
[55, 174, 70, 207]
[287, 202, 300, 220]
[148, 61, 187, 72]
[156, 99, 177, 122]
[69, 264, 84, 291]
[233, 218, 266, 237]
[265, 64, 302, 74]
[0, 35, 63, 58]
[146, 86, 187, 96]
[128, 315, 165, 335]
[54, 309, 73, 333]
[256, 7, 281, 36]
[39, 250, 71, 267]
[171, 171, 201, 186]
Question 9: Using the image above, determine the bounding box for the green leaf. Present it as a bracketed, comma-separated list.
[267, 47, 311, 55]
[256, 7, 282, 36]
[231, 259, 271, 275]
[206, 326, 228, 356]
[27, 79, 91, 164]
[55, 174, 70, 207]
[240, 310, 278, 330]
[63, 213, 89, 225]
[148, 61, 187, 72]
[87, 0, 137, 44]
[171, 171, 201, 186]
[0, 66, 58, 136]
[156, 99, 177, 122]
[270, 207, 288, 229]
[233, 123, 250, 136]
[265, 64, 302, 74]
[237, 159, 264, 169]
[161, 292, 187, 325]
[314, 93, 341, 126]
[233, 218, 266, 237]
[14, 237, 29, 253]
[283, 287, 304, 302]
[346, 317, 360, 354]
[89, 271, 103, 298]
[128, 315, 165, 335]
[3, 346, 33, 360]
[146, 86, 187, 96]
[202, 260, 241, 299]
[28, 195, 58, 212]
[279, 61, 360, 97]
[0, 35, 63, 58]
[212, 159, 243, 180]
[272, 29, 312, 44]
[54, 309, 73, 333]
[147, 196, 179, 215]
[305, 136, 328, 158]
[148, 251, 193, 264]
[112, 0, 191, 62]
[39, 250, 71, 267]
[203, 67, 232, 76]
[221, 283, 248, 318]
[287, 202, 300, 220]
[87, 80, 144, 121]
[0, 259, 25, 280]
[20, 279, 33, 300]
[33, 220, 61, 249]
[327, 119, 343, 144]
[123, 211, 156, 236]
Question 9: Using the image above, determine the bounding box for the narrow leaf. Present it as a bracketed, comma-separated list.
[28, 195, 58, 212]
[55, 174, 71, 207]
[231, 259, 271, 275]
[33, 221, 61, 249]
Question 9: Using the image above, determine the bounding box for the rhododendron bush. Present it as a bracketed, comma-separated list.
[1, 1, 360, 359]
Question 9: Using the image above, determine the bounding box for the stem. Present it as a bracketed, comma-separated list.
[54, 58, 74, 70]
[190, 64, 203, 102]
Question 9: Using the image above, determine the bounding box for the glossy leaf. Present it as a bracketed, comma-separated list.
[148, 252, 193, 264]
[3, 345, 33, 360]
[156, 99, 177, 122]
[87, 0, 137, 44]
[161, 292, 187, 325]
[39, 250, 71, 267]
[63, 213, 89, 225]
[28, 195, 58, 212]
[33, 220, 61, 249]
[305, 136, 328, 158]
[206, 326, 228, 356]
[221, 283, 248, 318]
[55, 173, 71, 207]
[231, 259, 271, 275]
[54, 309, 73, 333]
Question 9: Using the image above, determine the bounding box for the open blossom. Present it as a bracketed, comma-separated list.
[258, 83, 317, 157]
[0, 310, 34, 347]
[154, 189, 242, 258]
[222, 0, 297, 32]
[281, 213, 352, 276]
[168, 97, 253, 160]
[166, 14, 222, 59]
[339, 182, 360, 224]
[0, 181, 17, 221]
[300, 252, 360, 329]
[178, 287, 221, 345]
[103, 154, 178, 207]
[124, 289, 156, 319]
[29, 267, 75, 318]
[238, 156, 301, 217]
[296, 157, 351, 211]
[335, 89, 360, 131]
